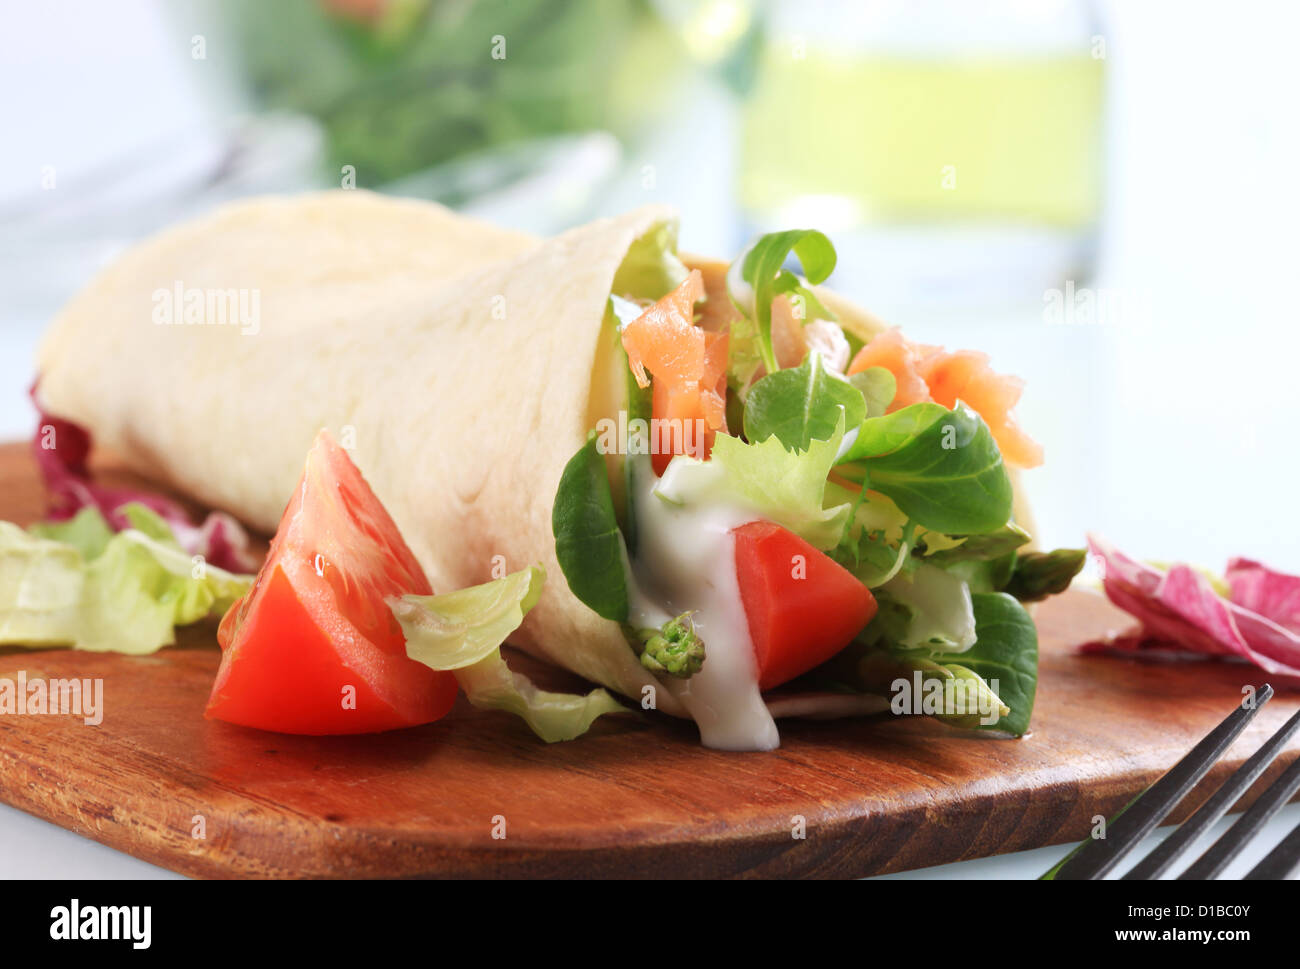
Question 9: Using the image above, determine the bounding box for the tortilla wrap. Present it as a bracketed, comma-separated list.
[36, 190, 1034, 720]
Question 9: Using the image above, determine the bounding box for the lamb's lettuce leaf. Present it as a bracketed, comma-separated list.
[839, 402, 1013, 535]
[839, 402, 950, 462]
[848, 367, 897, 419]
[392, 566, 628, 743]
[552, 434, 630, 622]
[823, 590, 1038, 735]
[956, 593, 1039, 735]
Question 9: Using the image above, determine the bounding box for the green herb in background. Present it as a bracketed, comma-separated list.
[221, 0, 684, 187]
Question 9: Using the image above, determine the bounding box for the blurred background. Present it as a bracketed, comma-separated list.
[2, 0, 1298, 572]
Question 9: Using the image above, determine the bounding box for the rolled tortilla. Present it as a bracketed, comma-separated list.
[36, 190, 1035, 720]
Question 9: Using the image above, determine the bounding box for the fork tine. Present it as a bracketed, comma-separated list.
[1123, 706, 1300, 880]
[1242, 816, 1300, 880]
[1052, 685, 1273, 880]
[1179, 748, 1300, 879]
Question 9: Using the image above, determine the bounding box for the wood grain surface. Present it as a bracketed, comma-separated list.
[0, 441, 1297, 878]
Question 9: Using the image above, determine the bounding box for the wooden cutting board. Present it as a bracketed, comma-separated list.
[0, 441, 1297, 879]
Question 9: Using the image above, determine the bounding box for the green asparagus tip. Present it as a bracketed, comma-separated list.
[634, 611, 705, 678]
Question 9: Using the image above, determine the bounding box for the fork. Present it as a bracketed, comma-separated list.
[1046, 684, 1300, 879]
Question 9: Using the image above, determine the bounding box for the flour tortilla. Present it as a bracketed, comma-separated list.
[37, 190, 1035, 721]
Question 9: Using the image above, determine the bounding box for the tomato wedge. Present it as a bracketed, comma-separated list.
[732, 521, 877, 691]
[205, 431, 457, 734]
[621, 270, 729, 475]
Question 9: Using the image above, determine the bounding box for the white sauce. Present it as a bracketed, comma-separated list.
[627, 457, 780, 751]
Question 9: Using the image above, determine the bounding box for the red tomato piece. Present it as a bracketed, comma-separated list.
[733, 521, 877, 691]
[205, 431, 457, 734]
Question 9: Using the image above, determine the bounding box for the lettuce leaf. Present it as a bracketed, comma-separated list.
[742, 351, 866, 451]
[552, 434, 630, 622]
[391, 566, 628, 742]
[654, 412, 851, 550]
[847, 367, 897, 419]
[839, 401, 1013, 535]
[27, 506, 114, 560]
[0, 523, 84, 646]
[611, 221, 689, 300]
[0, 506, 253, 654]
[840, 591, 1037, 735]
[881, 563, 977, 652]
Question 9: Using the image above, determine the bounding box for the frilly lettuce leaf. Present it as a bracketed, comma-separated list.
[391, 566, 628, 743]
[0, 504, 253, 654]
[27, 506, 114, 560]
[611, 221, 689, 301]
[655, 412, 851, 550]
[393, 564, 546, 671]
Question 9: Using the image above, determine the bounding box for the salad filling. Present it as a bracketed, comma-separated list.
[554, 223, 1084, 750]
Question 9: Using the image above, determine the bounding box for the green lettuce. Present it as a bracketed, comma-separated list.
[0, 505, 253, 654]
[611, 221, 689, 300]
[391, 566, 628, 743]
[880, 563, 977, 652]
[742, 351, 866, 452]
[820, 591, 1038, 735]
[552, 434, 630, 622]
[837, 402, 1013, 535]
[847, 367, 897, 419]
[27, 506, 114, 560]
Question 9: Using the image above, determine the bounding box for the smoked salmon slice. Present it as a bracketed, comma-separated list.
[848, 327, 1043, 468]
[622, 270, 729, 475]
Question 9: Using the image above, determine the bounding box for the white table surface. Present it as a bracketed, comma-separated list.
[3, 797, 1297, 880]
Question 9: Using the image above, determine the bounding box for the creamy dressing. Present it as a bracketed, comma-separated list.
[626, 457, 780, 751]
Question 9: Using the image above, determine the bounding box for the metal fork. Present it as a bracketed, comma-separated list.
[1046, 684, 1300, 880]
